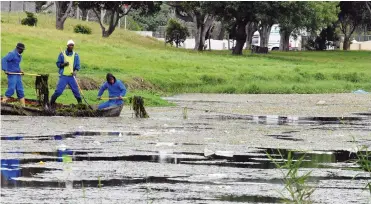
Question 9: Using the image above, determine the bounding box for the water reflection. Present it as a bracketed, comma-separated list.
[205, 114, 367, 126]
[2, 131, 123, 141]
[1, 159, 21, 186]
[219, 195, 282, 203]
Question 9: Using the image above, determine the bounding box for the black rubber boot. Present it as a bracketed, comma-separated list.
[47, 94, 58, 113]
[50, 94, 58, 109]
[76, 97, 82, 104]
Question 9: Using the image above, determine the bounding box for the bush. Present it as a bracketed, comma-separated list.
[165, 19, 189, 48]
[74, 24, 92, 35]
[314, 72, 326, 80]
[200, 74, 225, 85]
[21, 12, 37, 26]
[245, 84, 261, 94]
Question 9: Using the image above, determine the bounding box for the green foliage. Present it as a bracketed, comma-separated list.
[277, 1, 339, 50]
[35, 1, 47, 13]
[351, 138, 371, 195]
[21, 12, 37, 26]
[74, 24, 92, 35]
[314, 72, 326, 80]
[267, 150, 316, 203]
[338, 2, 370, 50]
[130, 4, 172, 31]
[126, 16, 143, 31]
[78, 1, 161, 37]
[165, 19, 189, 47]
[200, 74, 225, 85]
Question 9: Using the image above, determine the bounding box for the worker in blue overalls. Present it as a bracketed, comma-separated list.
[97, 73, 127, 110]
[1, 43, 26, 106]
[50, 40, 82, 108]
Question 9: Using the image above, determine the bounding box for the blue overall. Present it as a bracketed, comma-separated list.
[1, 50, 24, 98]
[97, 80, 127, 110]
[52, 50, 81, 99]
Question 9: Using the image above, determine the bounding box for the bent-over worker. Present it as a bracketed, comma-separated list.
[97, 73, 127, 110]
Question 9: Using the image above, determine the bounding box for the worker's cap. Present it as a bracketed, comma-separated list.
[16, 43, 25, 50]
[67, 40, 75, 46]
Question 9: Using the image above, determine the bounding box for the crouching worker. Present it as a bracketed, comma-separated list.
[1, 43, 26, 107]
[97, 73, 127, 110]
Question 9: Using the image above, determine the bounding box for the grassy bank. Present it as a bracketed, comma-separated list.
[2, 13, 371, 106]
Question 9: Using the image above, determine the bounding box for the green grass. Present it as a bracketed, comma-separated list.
[2, 13, 371, 105]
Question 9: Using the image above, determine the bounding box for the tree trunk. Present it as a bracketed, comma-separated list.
[81, 9, 88, 21]
[101, 11, 120, 38]
[56, 20, 64, 30]
[343, 36, 351, 50]
[194, 15, 214, 51]
[259, 24, 272, 47]
[279, 29, 291, 51]
[232, 22, 248, 55]
[101, 9, 106, 24]
[55, 1, 73, 30]
[217, 25, 226, 40]
[245, 22, 257, 50]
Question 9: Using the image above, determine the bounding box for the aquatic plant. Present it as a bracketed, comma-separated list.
[82, 182, 86, 204]
[267, 150, 315, 203]
[131, 96, 149, 118]
[183, 107, 188, 119]
[355, 145, 371, 194]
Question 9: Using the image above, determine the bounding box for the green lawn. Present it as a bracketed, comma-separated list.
[1, 13, 371, 106]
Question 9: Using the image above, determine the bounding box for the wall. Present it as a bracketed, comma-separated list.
[134, 31, 153, 38]
[341, 41, 371, 51]
[1, 1, 36, 13]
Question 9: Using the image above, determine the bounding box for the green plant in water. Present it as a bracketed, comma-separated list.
[82, 182, 86, 204]
[267, 150, 315, 203]
[354, 145, 371, 194]
[183, 107, 188, 119]
[145, 183, 154, 204]
[98, 176, 102, 188]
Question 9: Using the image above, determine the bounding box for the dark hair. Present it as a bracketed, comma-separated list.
[106, 73, 116, 84]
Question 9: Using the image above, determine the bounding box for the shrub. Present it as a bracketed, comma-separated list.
[314, 72, 326, 80]
[74, 24, 92, 35]
[200, 74, 225, 85]
[165, 19, 189, 48]
[21, 12, 37, 26]
[245, 84, 261, 94]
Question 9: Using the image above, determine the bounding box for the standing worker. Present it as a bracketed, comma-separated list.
[1, 43, 26, 107]
[50, 40, 82, 108]
[97, 73, 127, 110]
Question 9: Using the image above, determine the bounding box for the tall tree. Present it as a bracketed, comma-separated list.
[35, 1, 47, 13]
[278, 1, 338, 51]
[214, 2, 256, 55]
[166, 19, 190, 48]
[338, 1, 368, 50]
[55, 1, 73, 30]
[365, 2, 371, 18]
[169, 2, 216, 51]
[245, 22, 257, 50]
[78, 1, 161, 37]
[130, 4, 173, 31]
[254, 2, 280, 47]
